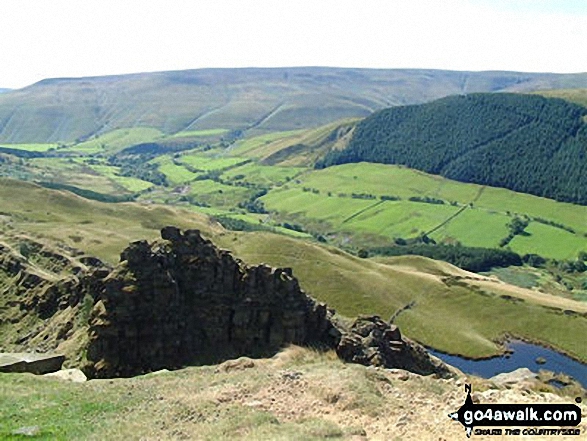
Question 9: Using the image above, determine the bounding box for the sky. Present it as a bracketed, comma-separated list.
[0, 0, 586, 89]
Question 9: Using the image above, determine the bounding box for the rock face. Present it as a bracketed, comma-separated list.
[86, 227, 338, 378]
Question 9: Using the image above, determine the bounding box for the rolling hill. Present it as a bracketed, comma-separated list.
[539, 88, 587, 108]
[2, 68, 587, 143]
[1, 179, 586, 362]
[318, 93, 587, 204]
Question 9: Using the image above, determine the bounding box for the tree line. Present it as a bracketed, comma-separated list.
[317, 93, 587, 205]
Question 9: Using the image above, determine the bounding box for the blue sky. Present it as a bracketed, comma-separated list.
[0, 0, 585, 89]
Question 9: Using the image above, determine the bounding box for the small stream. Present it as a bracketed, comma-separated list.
[429, 340, 587, 388]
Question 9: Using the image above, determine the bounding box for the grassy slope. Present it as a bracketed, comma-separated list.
[1, 179, 586, 362]
[229, 119, 358, 166]
[222, 162, 305, 186]
[152, 156, 201, 184]
[0, 143, 59, 151]
[83, 163, 153, 192]
[63, 127, 165, 154]
[177, 153, 249, 171]
[220, 232, 587, 361]
[0, 179, 219, 262]
[3, 68, 587, 143]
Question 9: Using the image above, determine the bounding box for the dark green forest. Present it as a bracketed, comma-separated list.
[317, 93, 587, 204]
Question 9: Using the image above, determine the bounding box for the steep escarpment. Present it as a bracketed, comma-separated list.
[1, 227, 450, 379]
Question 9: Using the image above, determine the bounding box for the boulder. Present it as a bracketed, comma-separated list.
[490, 367, 538, 386]
[0, 352, 65, 374]
[44, 368, 87, 382]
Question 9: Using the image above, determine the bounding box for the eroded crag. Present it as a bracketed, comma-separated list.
[1, 227, 450, 379]
[85, 226, 338, 377]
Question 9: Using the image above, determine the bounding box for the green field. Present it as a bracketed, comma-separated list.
[85, 164, 153, 192]
[429, 209, 511, 249]
[65, 128, 164, 154]
[171, 128, 229, 138]
[188, 179, 253, 208]
[260, 163, 587, 259]
[221, 162, 305, 186]
[509, 222, 587, 260]
[0, 143, 60, 151]
[177, 152, 249, 171]
[475, 187, 587, 235]
[152, 156, 201, 184]
[289, 163, 478, 201]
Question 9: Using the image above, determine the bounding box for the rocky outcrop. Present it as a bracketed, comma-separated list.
[2, 227, 451, 379]
[336, 316, 451, 377]
[85, 227, 339, 378]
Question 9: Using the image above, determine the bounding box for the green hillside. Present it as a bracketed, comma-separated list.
[319, 93, 587, 204]
[2, 68, 587, 143]
[1, 179, 586, 361]
[229, 119, 358, 166]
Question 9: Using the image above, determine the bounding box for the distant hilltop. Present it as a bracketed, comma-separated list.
[1, 67, 587, 143]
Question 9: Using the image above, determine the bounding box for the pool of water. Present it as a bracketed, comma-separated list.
[429, 340, 587, 388]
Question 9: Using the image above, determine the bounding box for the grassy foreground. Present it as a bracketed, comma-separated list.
[1, 347, 584, 441]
